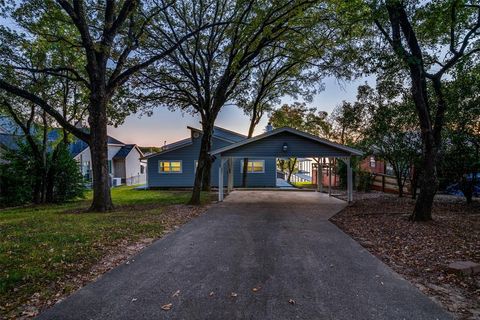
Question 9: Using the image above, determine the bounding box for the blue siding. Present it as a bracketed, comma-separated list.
[221, 131, 352, 158]
[147, 131, 276, 188]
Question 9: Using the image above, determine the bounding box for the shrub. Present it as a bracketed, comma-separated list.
[357, 170, 374, 192]
[0, 142, 85, 206]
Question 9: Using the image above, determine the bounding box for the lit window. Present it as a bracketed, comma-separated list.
[241, 160, 265, 173]
[369, 156, 376, 168]
[159, 161, 182, 173]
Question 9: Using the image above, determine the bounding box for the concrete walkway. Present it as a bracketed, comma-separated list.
[37, 191, 451, 320]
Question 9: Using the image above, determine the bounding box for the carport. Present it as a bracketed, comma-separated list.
[210, 127, 363, 203]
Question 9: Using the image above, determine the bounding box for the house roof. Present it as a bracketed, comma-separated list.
[0, 116, 20, 134]
[187, 126, 246, 143]
[0, 133, 20, 150]
[142, 138, 193, 159]
[47, 129, 125, 157]
[142, 126, 246, 159]
[210, 127, 364, 157]
[113, 144, 144, 160]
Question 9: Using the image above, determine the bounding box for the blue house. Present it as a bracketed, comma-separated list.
[144, 126, 277, 188]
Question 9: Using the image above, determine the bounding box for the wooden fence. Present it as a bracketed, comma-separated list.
[371, 173, 411, 195]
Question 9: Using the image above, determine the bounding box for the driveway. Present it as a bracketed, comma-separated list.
[37, 191, 451, 320]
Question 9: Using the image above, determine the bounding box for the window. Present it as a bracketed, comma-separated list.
[369, 156, 376, 168]
[159, 160, 182, 173]
[108, 160, 113, 174]
[140, 165, 145, 174]
[241, 160, 265, 173]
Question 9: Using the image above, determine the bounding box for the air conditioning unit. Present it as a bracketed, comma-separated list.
[112, 177, 122, 187]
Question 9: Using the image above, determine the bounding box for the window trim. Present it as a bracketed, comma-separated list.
[158, 160, 183, 173]
[240, 159, 265, 174]
[369, 156, 376, 168]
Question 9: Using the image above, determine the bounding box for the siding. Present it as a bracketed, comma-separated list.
[221, 131, 352, 158]
[147, 133, 276, 188]
[125, 147, 146, 185]
[113, 159, 126, 178]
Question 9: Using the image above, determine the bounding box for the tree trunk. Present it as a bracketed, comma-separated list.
[46, 146, 58, 203]
[242, 119, 257, 187]
[190, 122, 214, 205]
[41, 109, 48, 203]
[88, 96, 113, 212]
[391, 162, 405, 197]
[242, 159, 249, 187]
[286, 158, 297, 183]
[200, 121, 214, 192]
[407, 63, 436, 221]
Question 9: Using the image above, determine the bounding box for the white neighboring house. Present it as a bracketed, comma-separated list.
[73, 136, 147, 187]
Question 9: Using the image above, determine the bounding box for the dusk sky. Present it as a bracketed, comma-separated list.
[109, 76, 374, 147]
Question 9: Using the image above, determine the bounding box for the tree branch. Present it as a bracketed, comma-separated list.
[0, 79, 90, 142]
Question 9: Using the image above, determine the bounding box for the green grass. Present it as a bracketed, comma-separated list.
[0, 186, 209, 316]
[291, 181, 317, 189]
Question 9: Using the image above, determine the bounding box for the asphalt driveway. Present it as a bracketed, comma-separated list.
[37, 191, 451, 320]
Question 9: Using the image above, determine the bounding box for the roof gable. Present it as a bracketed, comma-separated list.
[113, 144, 143, 160]
[187, 126, 246, 143]
[210, 127, 363, 157]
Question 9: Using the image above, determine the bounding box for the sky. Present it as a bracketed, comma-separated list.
[108, 76, 373, 147]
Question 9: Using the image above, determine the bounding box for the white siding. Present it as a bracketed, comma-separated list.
[125, 147, 146, 185]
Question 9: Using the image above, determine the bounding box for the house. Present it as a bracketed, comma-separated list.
[72, 136, 146, 186]
[0, 133, 20, 163]
[144, 126, 277, 188]
[0, 116, 146, 186]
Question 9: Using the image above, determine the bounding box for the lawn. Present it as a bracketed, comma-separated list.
[291, 181, 316, 189]
[0, 186, 210, 318]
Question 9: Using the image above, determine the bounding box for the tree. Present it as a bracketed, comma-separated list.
[142, 0, 319, 204]
[269, 102, 331, 182]
[0, 133, 86, 206]
[369, 0, 480, 220]
[236, 45, 323, 186]
[0, 0, 210, 211]
[342, 81, 421, 197]
[438, 62, 480, 203]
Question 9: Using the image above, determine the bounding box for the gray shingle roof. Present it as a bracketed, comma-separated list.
[113, 144, 135, 160]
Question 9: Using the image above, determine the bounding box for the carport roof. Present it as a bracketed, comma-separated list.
[210, 127, 363, 157]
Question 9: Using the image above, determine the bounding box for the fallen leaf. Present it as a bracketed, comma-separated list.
[288, 299, 296, 305]
[161, 303, 173, 311]
[252, 286, 261, 292]
[131, 298, 137, 302]
[172, 290, 180, 297]
[231, 292, 238, 298]
[209, 291, 214, 297]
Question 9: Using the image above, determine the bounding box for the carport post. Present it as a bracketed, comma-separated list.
[328, 158, 332, 196]
[218, 157, 224, 202]
[346, 157, 353, 203]
[227, 157, 234, 194]
[316, 159, 322, 193]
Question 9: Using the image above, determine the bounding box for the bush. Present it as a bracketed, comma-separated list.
[0, 142, 85, 206]
[0, 143, 37, 206]
[48, 144, 85, 203]
[357, 170, 374, 192]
